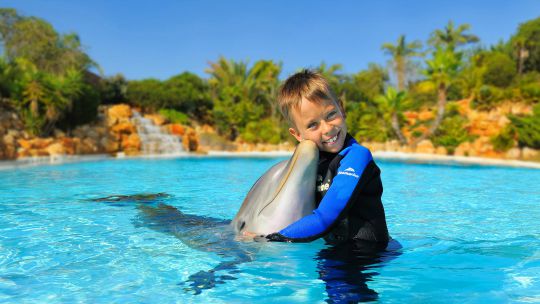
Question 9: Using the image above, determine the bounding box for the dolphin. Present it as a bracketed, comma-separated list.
[88, 140, 319, 293]
[232, 139, 319, 236]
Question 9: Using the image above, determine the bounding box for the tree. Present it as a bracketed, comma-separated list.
[206, 57, 281, 140]
[510, 17, 540, 74]
[0, 9, 95, 74]
[163, 72, 212, 120]
[382, 35, 423, 91]
[375, 86, 408, 144]
[340, 63, 388, 104]
[415, 47, 462, 145]
[428, 20, 479, 51]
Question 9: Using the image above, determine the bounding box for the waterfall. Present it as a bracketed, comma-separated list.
[131, 111, 186, 155]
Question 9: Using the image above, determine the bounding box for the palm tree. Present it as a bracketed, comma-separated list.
[206, 57, 281, 139]
[375, 86, 408, 144]
[381, 35, 423, 91]
[414, 47, 462, 145]
[428, 21, 479, 51]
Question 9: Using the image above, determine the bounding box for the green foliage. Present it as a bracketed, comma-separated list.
[57, 83, 100, 130]
[381, 35, 423, 91]
[431, 115, 473, 154]
[0, 9, 95, 74]
[340, 63, 388, 103]
[408, 81, 437, 109]
[482, 52, 517, 87]
[163, 72, 212, 120]
[510, 17, 540, 73]
[346, 102, 391, 142]
[428, 21, 479, 50]
[509, 104, 540, 148]
[126, 78, 164, 110]
[472, 85, 506, 110]
[241, 118, 284, 144]
[491, 126, 515, 152]
[424, 47, 463, 87]
[206, 57, 281, 140]
[159, 108, 189, 125]
[101, 74, 128, 104]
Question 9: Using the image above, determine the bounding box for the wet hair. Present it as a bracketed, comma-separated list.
[277, 69, 339, 127]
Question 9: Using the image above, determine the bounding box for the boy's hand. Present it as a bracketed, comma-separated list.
[265, 232, 289, 242]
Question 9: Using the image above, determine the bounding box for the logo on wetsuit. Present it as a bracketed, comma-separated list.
[338, 167, 359, 178]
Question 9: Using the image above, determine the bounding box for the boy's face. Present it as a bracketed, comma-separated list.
[288, 97, 347, 153]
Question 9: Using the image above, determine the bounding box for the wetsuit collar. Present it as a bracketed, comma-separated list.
[318, 133, 357, 162]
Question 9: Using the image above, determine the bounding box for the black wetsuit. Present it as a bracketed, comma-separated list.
[267, 134, 390, 246]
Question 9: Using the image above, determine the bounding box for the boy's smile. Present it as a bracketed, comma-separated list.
[288, 97, 347, 153]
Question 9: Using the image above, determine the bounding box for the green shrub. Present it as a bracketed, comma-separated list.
[431, 115, 473, 154]
[159, 108, 189, 125]
[491, 126, 515, 152]
[346, 102, 391, 142]
[482, 52, 517, 87]
[241, 118, 282, 144]
[472, 85, 505, 111]
[509, 103, 540, 148]
[520, 83, 540, 102]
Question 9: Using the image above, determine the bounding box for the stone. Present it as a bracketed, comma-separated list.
[111, 122, 136, 134]
[121, 133, 141, 151]
[505, 148, 521, 159]
[17, 139, 33, 150]
[107, 104, 132, 121]
[169, 124, 185, 136]
[182, 129, 199, 152]
[60, 137, 74, 153]
[103, 139, 120, 153]
[522, 147, 539, 159]
[79, 138, 98, 154]
[454, 142, 469, 156]
[435, 146, 448, 155]
[46, 142, 65, 156]
[415, 140, 435, 154]
[418, 111, 435, 121]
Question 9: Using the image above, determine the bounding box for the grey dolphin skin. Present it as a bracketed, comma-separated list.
[231, 140, 319, 236]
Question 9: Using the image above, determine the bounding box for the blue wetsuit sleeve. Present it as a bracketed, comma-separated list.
[271, 145, 373, 242]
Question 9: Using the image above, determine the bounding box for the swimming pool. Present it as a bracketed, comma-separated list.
[1, 156, 539, 303]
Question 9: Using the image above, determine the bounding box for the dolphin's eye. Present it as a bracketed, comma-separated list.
[239, 222, 245, 231]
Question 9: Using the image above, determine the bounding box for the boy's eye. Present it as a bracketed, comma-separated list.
[307, 122, 318, 129]
[327, 111, 337, 120]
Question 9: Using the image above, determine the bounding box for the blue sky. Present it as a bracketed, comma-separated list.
[3, 0, 539, 80]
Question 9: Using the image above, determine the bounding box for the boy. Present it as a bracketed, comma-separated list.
[264, 69, 390, 247]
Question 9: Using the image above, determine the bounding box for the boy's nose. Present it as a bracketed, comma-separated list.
[321, 120, 333, 135]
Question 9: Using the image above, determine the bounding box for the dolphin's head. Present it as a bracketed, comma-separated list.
[232, 140, 319, 236]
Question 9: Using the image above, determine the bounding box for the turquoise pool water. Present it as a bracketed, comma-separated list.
[1, 156, 539, 303]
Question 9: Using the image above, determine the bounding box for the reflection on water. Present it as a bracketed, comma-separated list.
[316, 240, 402, 303]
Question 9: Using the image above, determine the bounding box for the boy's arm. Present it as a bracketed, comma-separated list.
[265, 145, 373, 242]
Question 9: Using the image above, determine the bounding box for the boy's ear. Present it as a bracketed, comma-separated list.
[288, 127, 302, 142]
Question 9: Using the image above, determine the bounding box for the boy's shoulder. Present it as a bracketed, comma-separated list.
[339, 136, 373, 160]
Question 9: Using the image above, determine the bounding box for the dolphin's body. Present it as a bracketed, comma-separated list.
[231, 140, 319, 236]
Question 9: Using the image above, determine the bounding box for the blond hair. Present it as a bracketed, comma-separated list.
[277, 69, 339, 126]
